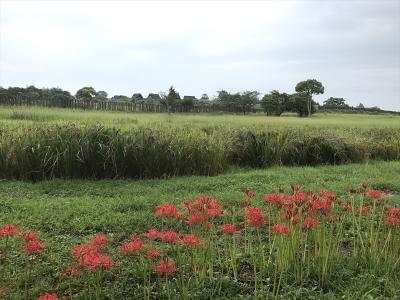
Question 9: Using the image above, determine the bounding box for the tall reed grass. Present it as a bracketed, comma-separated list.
[0, 124, 399, 180]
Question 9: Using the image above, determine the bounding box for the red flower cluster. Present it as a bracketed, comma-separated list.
[22, 231, 39, 242]
[182, 234, 203, 248]
[154, 259, 176, 276]
[385, 207, 400, 227]
[155, 204, 182, 219]
[366, 189, 385, 199]
[160, 230, 180, 244]
[246, 207, 265, 227]
[244, 188, 256, 198]
[272, 224, 290, 235]
[25, 240, 44, 255]
[91, 234, 109, 249]
[73, 242, 113, 271]
[0, 224, 19, 237]
[145, 228, 160, 240]
[122, 238, 146, 255]
[303, 218, 320, 230]
[147, 249, 163, 259]
[61, 267, 79, 280]
[221, 224, 240, 235]
[183, 196, 223, 228]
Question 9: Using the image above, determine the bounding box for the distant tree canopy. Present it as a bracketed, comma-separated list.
[323, 97, 349, 109]
[0, 86, 74, 103]
[110, 95, 131, 102]
[95, 91, 108, 101]
[75, 87, 97, 100]
[295, 79, 324, 116]
[261, 90, 289, 116]
[216, 90, 259, 114]
[160, 86, 181, 112]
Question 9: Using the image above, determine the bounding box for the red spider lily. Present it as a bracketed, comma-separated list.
[185, 196, 223, 214]
[319, 190, 336, 202]
[25, 240, 44, 255]
[0, 224, 19, 237]
[206, 208, 223, 218]
[303, 218, 320, 230]
[122, 238, 146, 255]
[221, 224, 240, 235]
[160, 230, 179, 244]
[182, 234, 203, 247]
[145, 228, 160, 240]
[388, 207, 400, 217]
[340, 200, 352, 211]
[310, 199, 333, 215]
[242, 199, 251, 206]
[147, 249, 163, 259]
[356, 207, 369, 214]
[366, 189, 385, 199]
[384, 216, 399, 226]
[73, 244, 100, 260]
[186, 214, 206, 226]
[154, 259, 176, 276]
[350, 187, 357, 193]
[272, 224, 290, 235]
[91, 234, 109, 249]
[61, 267, 79, 280]
[38, 294, 58, 300]
[263, 194, 284, 206]
[22, 231, 39, 242]
[82, 254, 114, 271]
[0, 287, 8, 297]
[154, 204, 182, 219]
[294, 192, 309, 204]
[244, 188, 256, 198]
[246, 207, 265, 227]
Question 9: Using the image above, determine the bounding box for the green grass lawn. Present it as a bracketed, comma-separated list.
[1, 161, 399, 299]
[0, 106, 399, 129]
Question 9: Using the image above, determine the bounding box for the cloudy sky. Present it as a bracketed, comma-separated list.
[1, 0, 399, 110]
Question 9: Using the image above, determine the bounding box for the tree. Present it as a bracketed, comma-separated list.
[95, 91, 108, 101]
[75, 87, 97, 100]
[323, 97, 348, 109]
[160, 86, 181, 112]
[237, 91, 259, 115]
[200, 94, 209, 100]
[289, 93, 317, 117]
[110, 95, 130, 101]
[261, 90, 289, 116]
[357, 103, 365, 109]
[295, 79, 324, 116]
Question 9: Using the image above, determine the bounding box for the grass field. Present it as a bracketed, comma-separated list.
[1, 106, 400, 129]
[1, 161, 400, 299]
[0, 107, 400, 299]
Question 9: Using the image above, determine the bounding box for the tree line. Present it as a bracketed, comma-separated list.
[0, 79, 387, 117]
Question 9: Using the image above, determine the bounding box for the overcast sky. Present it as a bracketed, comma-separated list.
[1, 0, 399, 110]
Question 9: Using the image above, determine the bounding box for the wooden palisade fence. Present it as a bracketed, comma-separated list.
[0, 95, 257, 114]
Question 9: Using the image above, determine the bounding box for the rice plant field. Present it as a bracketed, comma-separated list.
[0, 107, 400, 299]
[0, 106, 399, 129]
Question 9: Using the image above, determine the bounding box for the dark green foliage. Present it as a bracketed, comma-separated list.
[288, 93, 317, 117]
[261, 90, 289, 115]
[75, 86, 97, 100]
[216, 90, 259, 114]
[295, 79, 325, 116]
[0, 125, 399, 180]
[323, 97, 349, 109]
